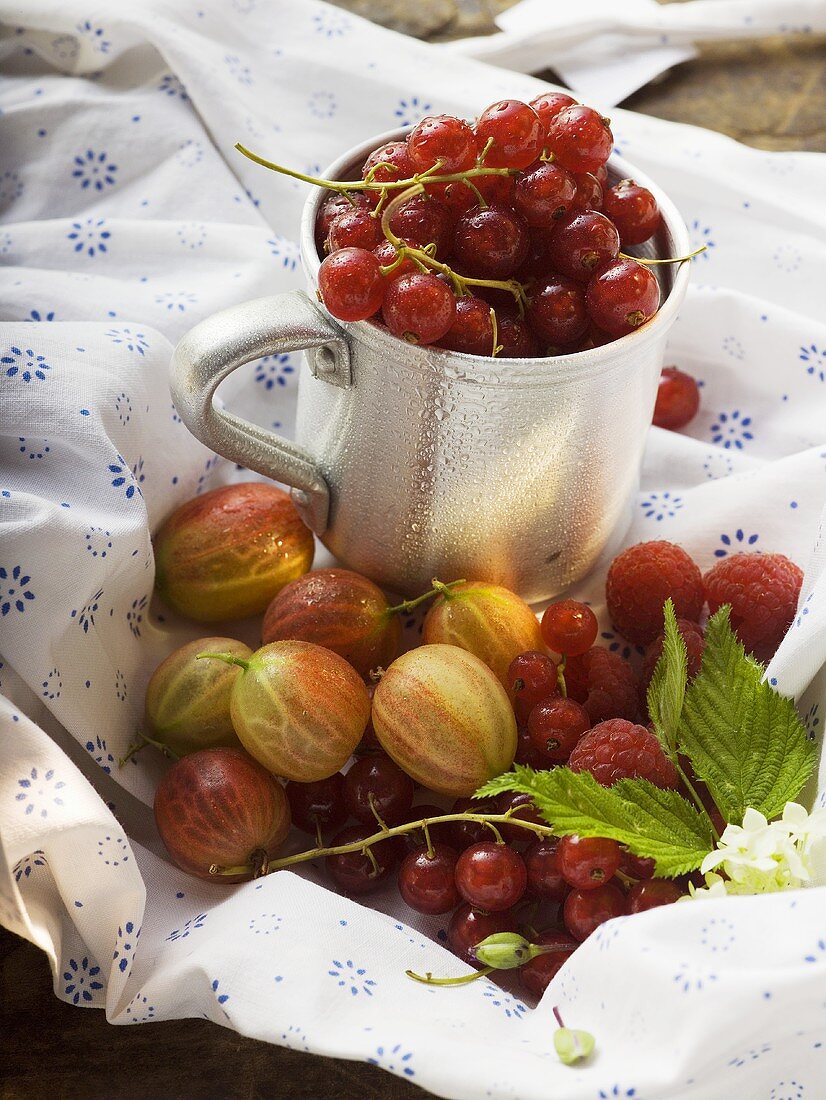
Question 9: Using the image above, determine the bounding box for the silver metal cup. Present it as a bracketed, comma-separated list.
[170, 130, 690, 601]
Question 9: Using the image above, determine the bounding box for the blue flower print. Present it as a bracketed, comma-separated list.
[196, 454, 221, 495]
[0, 565, 35, 616]
[71, 587, 104, 633]
[115, 670, 127, 702]
[2, 345, 51, 382]
[171, 403, 182, 423]
[722, 335, 745, 360]
[17, 436, 51, 459]
[254, 353, 296, 389]
[313, 10, 351, 36]
[248, 913, 283, 935]
[13, 850, 46, 882]
[394, 96, 432, 126]
[308, 91, 336, 119]
[703, 452, 734, 479]
[98, 834, 130, 866]
[689, 218, 715, 259]
[85, 527, 112, 557]
[714, 529, 759, 557]
[67, 217, 111, 258]
[673, 962, 717, 992]
[154, 291, 198, 313]
[109, 455, 142, 499]
[800, 344, 825, 384]
[76, 20, 110, 54]
[805, 703, 820, 742]
[710, 410, 753, 450]
[773, 245, 801, 274]
[158, 73, 188, 100]
[131, 456, 146, 491]
[126, 594, 147, 638]
[804, 938, 826, 964]
[115, 392, 132, 425]
[329, 959, 376, 996]
[125, 994, 155, 1023]
[16, 767, 66, 818]
[71, 149, 118, 192]
[177, 223, 206, 249]
[482, 982, 527, 1019]
[41, 668, 62, 700]
[224, 54, 253, 85]
[699, 916, 735, 954]
[599, 630, 644, 661]
[86, 735, 115, 774]
[796, 592, 813, 629]
[51, 34, 79, 65]
[0, 231, 13, 255]
[211, 979, 230, 1005]
[599, 1087, 637, 1099]
[112, 920, 141, 973]
[63, 956, 104, 1005]
[729, 1042, 772, 1068]
[280, 1025, 309, 1051]
[26, 309, 55, 322]
[641, 491, 683, 521]
[167, 913, 207, 942]
[0, 170, 24, 209]
[107, 328, 149, 355]
[176, 140, 204, 168]
[368, 1044, 415, 1078]
[268, 236, 299, 271]
[770, 1084, 805, 1100]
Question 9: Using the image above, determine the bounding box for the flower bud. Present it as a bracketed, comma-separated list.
[473, 932, 534, 969]
[554, 1027, 595, 1065]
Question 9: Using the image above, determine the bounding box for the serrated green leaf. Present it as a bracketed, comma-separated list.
[679, 606, 816, 822]
[476, 765, 713, 877]
[647, 598, 687, 758]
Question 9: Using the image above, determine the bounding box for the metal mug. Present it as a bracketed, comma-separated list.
[170, 129, 690, 602]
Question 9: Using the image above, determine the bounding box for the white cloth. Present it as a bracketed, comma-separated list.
[2, 2, 826, 1098]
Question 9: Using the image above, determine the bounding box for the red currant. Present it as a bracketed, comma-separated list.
[586, 258, 660, 336]
[652, 366, 700, 430]
[447, 796, 498, 851]
[571, 172, 603, 212]
[382, 272, 456, 345]
[474, 172, 516, 208]
[474, 99, 544, 170]
[343, 753, 414, 827]
[527, 276, 588, 346]
[513, 163, 577, 227]
[602, 179, 660, 246]
[558, 834, 621, 890]
[507, 650, 559, 725]
[540, 599, 598, 656]
[530, 91, 578, 135]
[455, 842, 527, 911]
[326, 824, 400, 896]
[398, 803, 453, 853]
[452, 206, 529, 280]
[438, 295, 495, 355]
[316, 192, 369, 251]
[563, 882, 626, 940]
[408, 114, 479, 174]
[527, 697, 590, 765]
[595, 164, 609, 189]
[620, 849, 655, 880]
[546, 105, 613, 174]
[516, 228, 556, 280]
[448, 904, 517, 965]
[519, 929, 577, 997]
[494, 791, 545, 844]
[388, 194, 453, 255]
[398, 843, 461, 914]
[627, 878, 684, 913]
[515, 727, 544, 767]
[362, 140, 416, 187]
[524, 839, 568, 902]
[496, 312, 540, 358]
[326, 206, 383, 253]
[373, 238, 418, 280]
[285, 773, 346, 836]
[548, 211, 619, 282]
[318, 247, 386, 322]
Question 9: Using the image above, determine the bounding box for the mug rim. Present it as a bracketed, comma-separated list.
[299, 124, 691, 384]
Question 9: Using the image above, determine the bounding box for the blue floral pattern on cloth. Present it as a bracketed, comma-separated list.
[85, 735, 115, 773]
[368, 1044, 415, 1078]
[394, 96, 432, 125]
[67, 218, 111, 257]
[0, 565, 35, 615]
[166, 913, 207, 941]
[715, 529, 759, 557]
[2, 345, 51, 382]
[254, 353, 295, 389]
[328, 959, 376, 996]
[63, 956, 104, 1004]
[13, 850, 46, 882]
[800, 344, 825, 383]
[71, 149, 118, 191]
[710, 410, 754, 449]
[107, 328, 149, 355]
[112, 921, 141, 973]
[641, 491, 683, 520]
[15, 767, 66, 818]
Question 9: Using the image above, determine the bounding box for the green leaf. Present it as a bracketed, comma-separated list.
[679, 605, 816, 822]
[476, 765, 713, 877]
[647, 598, 687, 758]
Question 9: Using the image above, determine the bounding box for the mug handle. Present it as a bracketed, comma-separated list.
[170, 290, 350, 535]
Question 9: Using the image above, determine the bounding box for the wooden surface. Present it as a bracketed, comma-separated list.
[2, 5, 824, 1100]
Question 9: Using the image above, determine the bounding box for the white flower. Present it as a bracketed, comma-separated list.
[684, 872, 730, 901]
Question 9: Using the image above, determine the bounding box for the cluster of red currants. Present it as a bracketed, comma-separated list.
[313, 94, 666, 355]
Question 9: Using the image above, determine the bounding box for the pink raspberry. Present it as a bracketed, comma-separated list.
[568, 718, 678, 789]
[606, 540, 704, 645]
[639, 618, 705, 704]
[703, 552, 803, 662]
[564, 646, 639, 724]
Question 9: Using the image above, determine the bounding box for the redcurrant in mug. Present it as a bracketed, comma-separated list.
[170, 129, 690, 602]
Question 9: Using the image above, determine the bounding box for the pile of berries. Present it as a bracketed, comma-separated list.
[313, 95, 669, 355]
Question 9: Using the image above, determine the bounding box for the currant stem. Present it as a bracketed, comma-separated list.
[196, 652, 250, 671]
[621, 245, 707, 265]
[118, 731, 180, 767]
[406, 967, 493, 986]
[385, 577, 466, 617]
[208, 811, 556, 877]
[557, 655, 568, 698]
[553, 1006, 565, 1028]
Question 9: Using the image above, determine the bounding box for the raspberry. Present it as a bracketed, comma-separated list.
[639, 618, 705, 704]
[606, 541, 704, 645]
[564, 646, 639, 724]
[568, 718, 678, 788]
[703, 552, 803, 662]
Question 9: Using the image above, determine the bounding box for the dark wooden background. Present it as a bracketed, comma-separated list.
[2, 3, 823, 1098]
